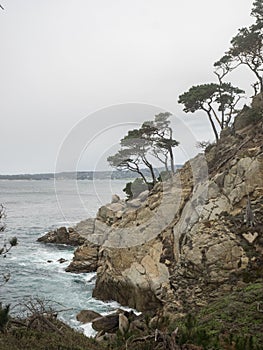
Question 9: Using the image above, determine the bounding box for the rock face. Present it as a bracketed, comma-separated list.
[51, 98, 263, 315]
[91, 108, 263, 313]
[65, 240, 99, 273]
[92, 314, 119, 333]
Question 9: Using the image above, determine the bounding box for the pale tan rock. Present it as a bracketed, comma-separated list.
[66, 115, 263, 314]
[118, 313, 129, 334]
[111, 194, 120, 203]
[76, 310, 101, 324]
[138, 190, 149, 201]
[242, 232, 258, 243]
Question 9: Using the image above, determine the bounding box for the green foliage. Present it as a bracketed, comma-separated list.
[196, 282, 263, 348]
[108, 112, 179, 185]
[157, 170, 172, 182]
[215, 0, 263, 95]
[251, 0, 263, 31]
[247, 106, 263, 123]
[178, 83, 219, 113]
[178, 83, 244, 141]
[123, 178, 149, 200]
[0, 323, 102, 350]
[141, 112, 179, 173]
[176, 314, 213, 348]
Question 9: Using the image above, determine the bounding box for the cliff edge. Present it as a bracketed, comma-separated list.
[90, 95, 263, 314]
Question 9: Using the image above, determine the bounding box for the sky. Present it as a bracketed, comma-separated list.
[0, 0, 255, 174]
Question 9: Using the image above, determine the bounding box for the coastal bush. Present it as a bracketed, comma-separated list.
[157, 170, 173, 182]
[0, 327, 102, 350]
[175, 314, 213, 348]
[0, 205, 18, 257]
[123, 178, 150, 199]
[0, 205, 17, 335]
[247, 106, 263, 123]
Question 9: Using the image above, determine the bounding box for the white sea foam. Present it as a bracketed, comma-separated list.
[80, 323, 97, 337]
[0, 178, 130, 333]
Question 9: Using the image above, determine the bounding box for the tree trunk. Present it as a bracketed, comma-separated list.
[127, 165, 148, 185]
[207, 111, 219, 142]
[169, 147, 175, 173]
[142, 156, 156, 184]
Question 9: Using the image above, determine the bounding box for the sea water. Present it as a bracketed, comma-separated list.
[0, 178, 130, 336]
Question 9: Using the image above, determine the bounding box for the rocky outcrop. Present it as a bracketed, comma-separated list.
[51, 97, 263, 316]
[76, 310, 101, 324]
[91, 310, 135, 335]
[92, 314, 119, 333]
[93, 236, 169, 311]
[37, 226, 86, 246]
[65, 240, 99, 273]
[90, 108, 263, 313]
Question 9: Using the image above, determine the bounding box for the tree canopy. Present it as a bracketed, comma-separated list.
[214, 1, 263, 95]
[178, 83, 244, 141]
[108, 113, 179, 188]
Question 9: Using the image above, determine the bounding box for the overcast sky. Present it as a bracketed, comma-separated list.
[0, 0, 254, 174]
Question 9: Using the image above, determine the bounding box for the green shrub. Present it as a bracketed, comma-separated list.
[123, 178, 150, 199]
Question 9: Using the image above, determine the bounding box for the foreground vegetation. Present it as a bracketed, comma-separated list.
[0, 282, 262, 349]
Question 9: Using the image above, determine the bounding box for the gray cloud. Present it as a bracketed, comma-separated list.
[0, 0, 253, 174]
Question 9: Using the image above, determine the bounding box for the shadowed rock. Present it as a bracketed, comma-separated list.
[38, 226, 85, 246]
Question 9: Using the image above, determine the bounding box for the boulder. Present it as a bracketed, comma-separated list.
[138, 190, 149, 201]
[111, 194, 120, 203]
[38, 227, 86, 246]
[118, 313, 129, 334]
[92, 314, 119, 333]
[76, 310, 101, 324]
[127, 198, 142, 208]
[97, 202, 125, 224]
[65, 241, 99, 273]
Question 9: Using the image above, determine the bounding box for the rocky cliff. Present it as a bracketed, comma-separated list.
[41, 96, 263, 317]
[88, 103, 263, 314]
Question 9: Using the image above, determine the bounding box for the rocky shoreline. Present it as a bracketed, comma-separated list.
[38, 98, 263, 346]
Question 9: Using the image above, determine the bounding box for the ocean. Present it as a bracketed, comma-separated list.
[0, 178, 130, 336]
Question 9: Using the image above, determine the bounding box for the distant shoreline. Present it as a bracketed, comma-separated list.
[0, 166, 182, 181]
[0, 171, 130, 181]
